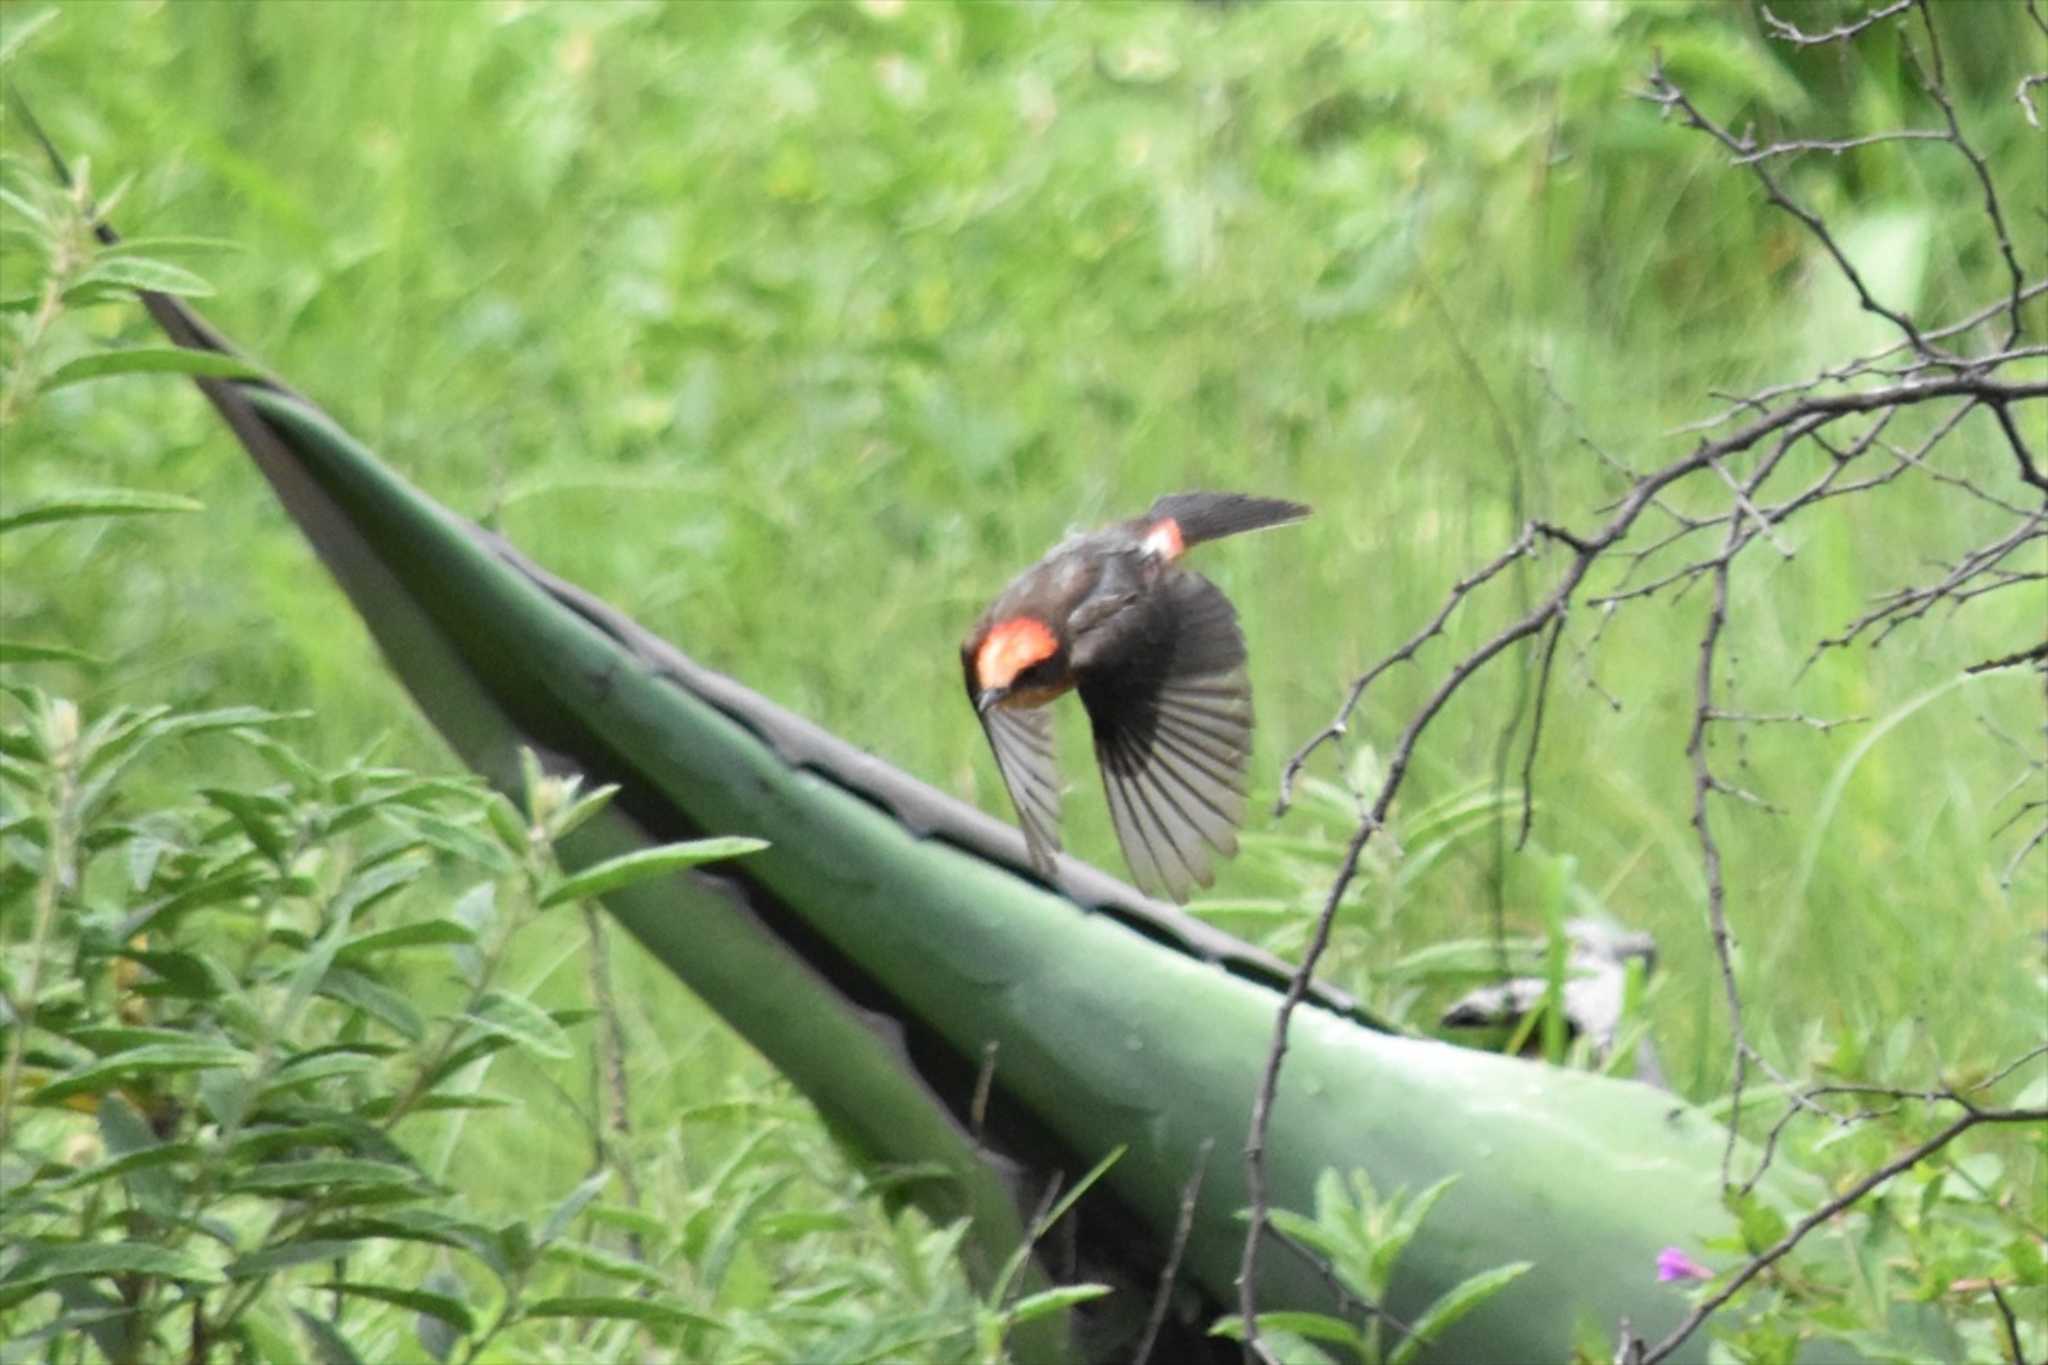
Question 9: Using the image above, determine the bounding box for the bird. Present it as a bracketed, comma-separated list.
[961, 492, 1311, 901]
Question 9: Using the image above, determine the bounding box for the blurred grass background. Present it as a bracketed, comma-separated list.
[4, 0, 2044, 1313]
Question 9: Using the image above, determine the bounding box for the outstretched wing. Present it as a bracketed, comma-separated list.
[978, 701, 1062, 876]
[1074, 569, 1252, 902]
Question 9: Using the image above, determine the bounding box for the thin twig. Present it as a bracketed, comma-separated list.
[1135, 1138, 1212, 1365]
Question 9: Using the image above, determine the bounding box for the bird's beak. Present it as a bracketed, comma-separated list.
[975, 687, 1007, 716]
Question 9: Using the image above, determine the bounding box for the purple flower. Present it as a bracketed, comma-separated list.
[1656, 1246, 1713, 1282]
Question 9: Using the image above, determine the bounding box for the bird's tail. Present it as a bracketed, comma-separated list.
[1145, 491, 1311, 547]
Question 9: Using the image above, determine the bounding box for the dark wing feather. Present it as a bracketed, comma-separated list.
[1075, 569, 1253, 902]
[978, 703, 1062, 876]
[1143, 492, 1310, 548]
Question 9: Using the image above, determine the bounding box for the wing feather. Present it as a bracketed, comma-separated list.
[979, 703, 1062, 876]
[1077, 569, 1255, 902]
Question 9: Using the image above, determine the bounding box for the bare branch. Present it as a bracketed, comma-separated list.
[1758, 0, 1914, 47]
[1644, 55, 1940, 360]
[2019, 72, 2048, 129]
[1247, 18, 2048, 1355]
[1904, 0, 2030, 347]
[1730, 129, 1946, 163]
[1135, 1139, 1212, 1365]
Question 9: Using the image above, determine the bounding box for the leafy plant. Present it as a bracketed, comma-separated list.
[0, 663, 757, 1360]
[1212, 1169, 1531, 1365]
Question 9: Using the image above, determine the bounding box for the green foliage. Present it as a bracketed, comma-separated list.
[2, 0, 2043, 1359]
[0, 669, 780, 1360]
[1212, 1169, 1531, 1365]
[1684, 1091, 2048, 1365]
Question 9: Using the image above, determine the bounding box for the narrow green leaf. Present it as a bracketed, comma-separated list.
[1004, 1283, 1112, 1325]
[1263, 1206, 1347, 1263]
[359, 1092, 511, 1117]
[31, 1042, 249, 1105]
[0, 188, 46, 236]
[448, 881, 495, 985]
[1208, 1319, 1346, 1364]
[540, 1169, 610, 1246]
[516, 746, 547, 817]
[417, 1032, 515, 1091]
[538, 836, 767, 907]
[229, 1158, 423, 1196]
[0, 488, 204, 534]
[1386, 1261, 1533, 1365]
[1727, 1185, 1790, 1254]
[67, 1025, 192, 1054]
[317, 966, 426, 1042]
[95, 1094, 180, 1218]
[331, 854, 428, 920]
[47, 1141, 200, 1194]
[1210, 1311, 1364, 1349]
[316, 1281, 475, 1335]
[483, 793, 527, 854]
[39, 346, 261, 392]
[308, 1209, 491, 1254]
[0, 640, 101, 665]
[260, 1049, 382, 1095]
[382, 808, 510, 872]
[120, 947, 226, 1000]
[416, 1269, 467, 1362]
[226, 1240, 364, 1279]
[292, 1308, 365, 1365]
[61, 255, 214, 301]
[520, 1295, 722, 1330]
[97, 234, 243, 259]
[3, 1241, 223, 1289]
[540, 1239, 666, 1288]
[201, 788, 292, 865]
[461, 990, 571, 1060]
[336, 920, 477, 962]
[551, 782, 619, 840]
[0, 9, 59, 67]
[491, 1220, 535, 1279]
[1371, 1174, 1459, 1292]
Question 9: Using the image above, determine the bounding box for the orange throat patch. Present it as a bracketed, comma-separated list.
[974, 617, 1060, 700]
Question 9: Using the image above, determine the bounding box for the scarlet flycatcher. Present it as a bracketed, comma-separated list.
[962, 492, 1310, 901]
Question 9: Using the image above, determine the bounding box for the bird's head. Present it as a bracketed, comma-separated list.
[965, 615, 1068, 713]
